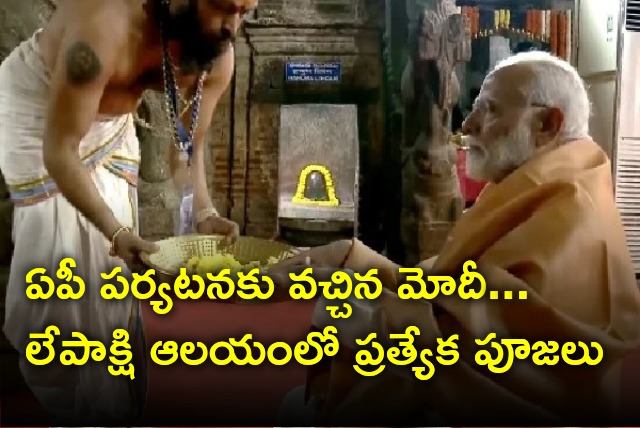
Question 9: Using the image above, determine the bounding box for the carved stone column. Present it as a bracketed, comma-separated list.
[399, 0, 470, 266]
[137, 93, 173, 184]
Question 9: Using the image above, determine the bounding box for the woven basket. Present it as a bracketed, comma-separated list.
[141, 234, 298, 277]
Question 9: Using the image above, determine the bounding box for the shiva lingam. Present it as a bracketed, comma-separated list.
[277, 104, 359, 247]
[281, 163, 350, 246]
[291, 164, 340, 207]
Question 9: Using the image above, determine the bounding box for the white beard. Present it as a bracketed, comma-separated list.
[466, 121, 535, 183]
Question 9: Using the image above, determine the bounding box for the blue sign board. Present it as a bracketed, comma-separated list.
[285, 62, 341, 83]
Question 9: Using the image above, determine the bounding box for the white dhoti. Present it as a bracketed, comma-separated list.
[0, 30, 146, 425]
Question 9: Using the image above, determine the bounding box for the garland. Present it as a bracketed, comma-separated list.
[292, 165, 341, 208]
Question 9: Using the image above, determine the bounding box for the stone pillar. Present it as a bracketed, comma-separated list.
[229, 35, 252, 231]
[399, 0, 471, 266]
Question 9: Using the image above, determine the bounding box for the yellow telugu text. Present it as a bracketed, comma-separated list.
[25, 261, 384, 318]
[353, 327, 460, 380]
[25, 326, 135, 380]
[475, 332, 604, 373]
[24, 325, 605, 377]
[26, 259, 508, 318]
[26, 258, 85, 300]
[352, 328, 604, 379]
[149, 326, 339, 366]
[398, 261, 490, 300]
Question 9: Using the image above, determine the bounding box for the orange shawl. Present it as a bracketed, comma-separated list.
[308, 139, 640, 425]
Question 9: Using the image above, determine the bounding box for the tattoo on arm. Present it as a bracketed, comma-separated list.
[65, 41, 102, 85]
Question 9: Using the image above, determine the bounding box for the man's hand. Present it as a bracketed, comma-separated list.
[266, 240, 352, 286]
[197, 216, 240, 244]
[113, 231, 159, 273]
[273, 240, 353, 270]
[268, 263, 340, 288]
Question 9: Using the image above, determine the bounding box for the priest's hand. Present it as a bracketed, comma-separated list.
[197, 215, 240, 244]
[112, 230, 159, 273]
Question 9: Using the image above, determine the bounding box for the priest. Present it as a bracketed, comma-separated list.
[0, 0, 251, 424]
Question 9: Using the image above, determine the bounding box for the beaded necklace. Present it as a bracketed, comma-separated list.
[158, 0, 206, 162]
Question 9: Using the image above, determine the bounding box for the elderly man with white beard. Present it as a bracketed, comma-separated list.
[270, 51, 640, 427]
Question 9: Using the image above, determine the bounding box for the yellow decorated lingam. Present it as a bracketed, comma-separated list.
[291, 164, 340, 207]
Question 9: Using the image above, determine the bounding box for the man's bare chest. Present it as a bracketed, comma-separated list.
[99, 68, 202, 116]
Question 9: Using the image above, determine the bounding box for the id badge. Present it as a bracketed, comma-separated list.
[175, 185, 195, 236]
[173, 151, 195, 236]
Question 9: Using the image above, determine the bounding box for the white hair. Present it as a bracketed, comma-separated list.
[491, 51, 591, 140]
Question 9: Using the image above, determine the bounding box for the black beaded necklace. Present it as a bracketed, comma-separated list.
[158, 0, 206, 161]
